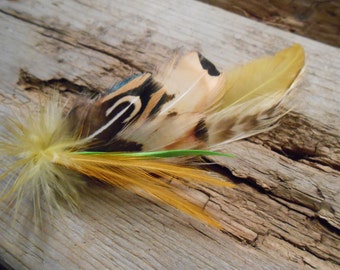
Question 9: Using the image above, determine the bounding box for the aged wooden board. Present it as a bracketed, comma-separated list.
[199, 0, 340, 47]
[0, 0, 339, 269]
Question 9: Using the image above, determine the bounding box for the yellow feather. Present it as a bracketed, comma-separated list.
[0, 97, 88, 220]
[207, 44, 305, 145]
[217, 44, 304, 109]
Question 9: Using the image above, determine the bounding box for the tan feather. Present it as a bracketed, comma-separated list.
[155, 51, 224, 115]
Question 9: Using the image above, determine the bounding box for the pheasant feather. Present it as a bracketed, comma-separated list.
[0, 44, 304, 228]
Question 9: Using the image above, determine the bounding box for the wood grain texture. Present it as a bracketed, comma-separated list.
[0, 0, 339, 269]
[199, 0, 340, 47]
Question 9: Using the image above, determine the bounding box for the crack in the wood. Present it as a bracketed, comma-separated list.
[41, 29, 144, 73]
[204, 161, 268, 193]
[266, 196, 340, 263]
[315, 186, 326, 201]
[301, 259, 317, 269]
[269, 183, 340, 235]
[268, 194, 314, 218]
[206, 161, 340, 260]
[39, 28, 144, 73]
[190, 225, 220, 242]
[39, 31, 80, 48]
[0, 9, 66, 35]
[318, 215, 340, 236]
[248, 113, 340, 171]
[79, 42, 143, 73]
[17, 69, 95, 96]
[305, 246, 340, 266]
[271, 144, 340, 171]
[255, 231, 339, 267]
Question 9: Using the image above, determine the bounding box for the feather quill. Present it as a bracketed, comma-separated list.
[0, 44, 304, 228]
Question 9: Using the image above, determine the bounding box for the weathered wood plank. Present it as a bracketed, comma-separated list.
[0, 0, 339, 269]
[198, 0, 340, 47]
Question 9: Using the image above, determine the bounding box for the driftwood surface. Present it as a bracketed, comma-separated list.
[199, 0, 340, 47]
[0, 0, 339, 269]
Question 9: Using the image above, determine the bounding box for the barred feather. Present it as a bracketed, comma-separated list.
[77, 44, 304, 151]
[0, 44, 304, 228]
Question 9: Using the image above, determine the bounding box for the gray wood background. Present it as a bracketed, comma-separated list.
[0, 0, 339, 269]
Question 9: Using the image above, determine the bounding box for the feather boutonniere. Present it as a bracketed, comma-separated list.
[0, 44, 304, 228]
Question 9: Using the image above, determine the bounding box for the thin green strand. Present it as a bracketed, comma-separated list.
[74, 149, 234, 159]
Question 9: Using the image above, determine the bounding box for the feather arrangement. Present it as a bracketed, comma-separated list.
[0, 44, 304, 229]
